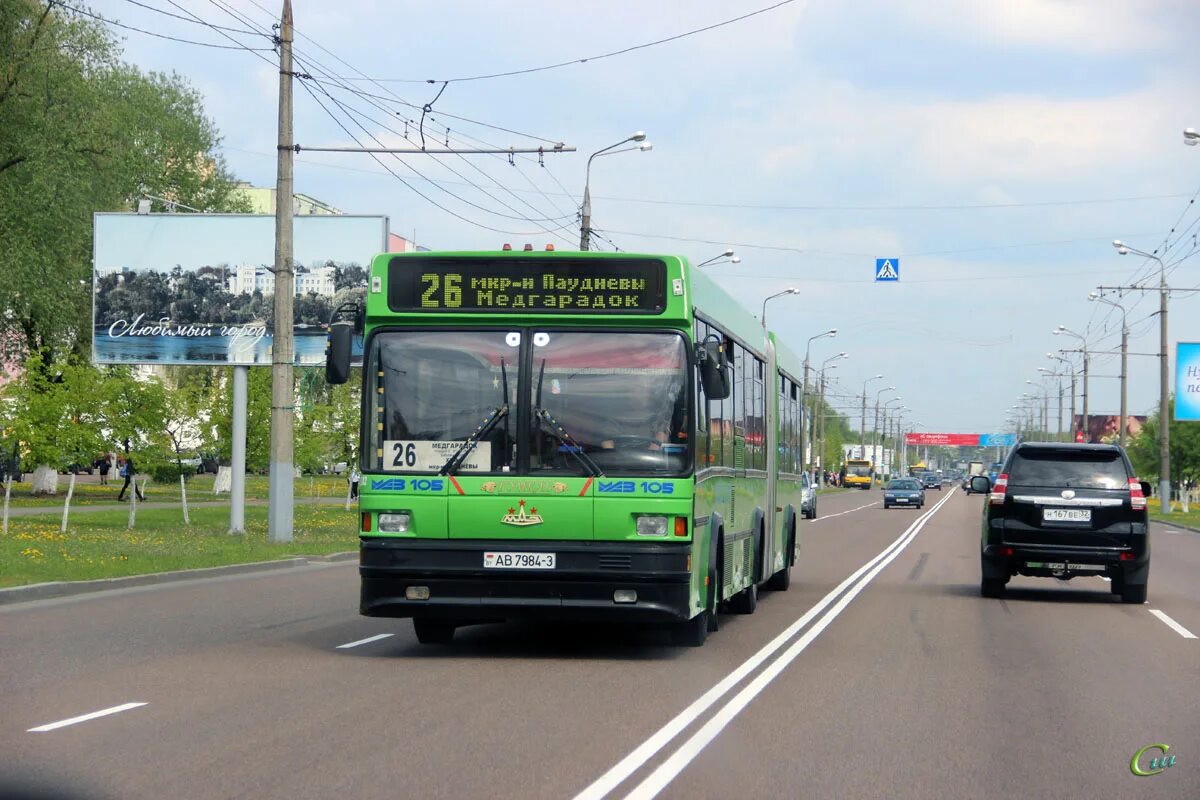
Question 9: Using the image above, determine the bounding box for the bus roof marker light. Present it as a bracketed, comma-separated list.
[523, 243, 533, 251]
[545, 243, 555, 251]
[502, 243, 512, 251]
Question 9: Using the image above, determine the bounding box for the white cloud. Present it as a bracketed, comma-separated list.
[893, 0, 1186, 53]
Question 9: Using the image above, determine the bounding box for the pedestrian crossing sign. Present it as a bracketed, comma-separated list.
[875, 258, 899, 281]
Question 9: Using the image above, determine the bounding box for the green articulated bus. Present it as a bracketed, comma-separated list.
[325, 248, 807, 646]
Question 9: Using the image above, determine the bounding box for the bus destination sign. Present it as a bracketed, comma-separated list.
[388, 257, 666, 314]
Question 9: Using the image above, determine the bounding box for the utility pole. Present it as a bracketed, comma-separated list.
[268, 0, 295, 543]
[1057, 379, 1063, 442]
[860, 391, 867, 455]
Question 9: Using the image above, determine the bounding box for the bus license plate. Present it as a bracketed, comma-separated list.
[1043, 508, 1091, 522]
[484, 552, 556, 569]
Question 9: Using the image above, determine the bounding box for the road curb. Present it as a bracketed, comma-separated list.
[0, 551, 357, 606]
[1154, 519, 1200, 534]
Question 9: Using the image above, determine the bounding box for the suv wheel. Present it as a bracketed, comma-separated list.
[980, 577, 1006, 598]
[1120, 581, 1148, 604]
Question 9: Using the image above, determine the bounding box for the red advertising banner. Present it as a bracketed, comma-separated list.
[904, 433, 981, 446]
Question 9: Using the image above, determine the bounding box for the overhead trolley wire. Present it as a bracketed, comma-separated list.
[57, 1, 273, 50]
[332, 0, 803, 84]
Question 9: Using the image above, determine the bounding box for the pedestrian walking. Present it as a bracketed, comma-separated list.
[349, 465, 360, 499]
[117, 456, 145, 502]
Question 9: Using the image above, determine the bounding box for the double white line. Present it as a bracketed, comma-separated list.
[574, 489, 957, 800]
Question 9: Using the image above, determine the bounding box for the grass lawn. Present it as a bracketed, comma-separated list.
[2, 474, 350, 508]
[1148, 498, 1200, 530]
[0, 504, 358, 589]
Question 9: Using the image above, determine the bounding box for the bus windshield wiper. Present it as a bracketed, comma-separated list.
[534, 407, 602, 477]
[439, 405, 508, 475]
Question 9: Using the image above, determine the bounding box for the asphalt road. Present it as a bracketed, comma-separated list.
[2, 487, 1197, 799]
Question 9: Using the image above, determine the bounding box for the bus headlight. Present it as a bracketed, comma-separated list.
[378, 513, 411, 533]
[636, 515, 668, 536]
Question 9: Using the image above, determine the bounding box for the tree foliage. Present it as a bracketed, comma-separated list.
[0, 0, 249, 362]
[1126, 398, 1200, 489]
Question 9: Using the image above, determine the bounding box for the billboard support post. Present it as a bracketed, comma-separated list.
[230, 365, 247, 534]
[268, 0, 295, 543]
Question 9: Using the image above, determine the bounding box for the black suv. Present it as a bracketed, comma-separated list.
[972, 442, 1150, 603]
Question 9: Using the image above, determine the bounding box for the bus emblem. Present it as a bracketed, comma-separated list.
[501, 500, 543, 527]
[481, 482, 497, 493]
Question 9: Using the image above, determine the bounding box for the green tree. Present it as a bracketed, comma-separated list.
[0, 1, 249, 363]
[1126, 398, 1200, 494]
[4, 354, 106, 491]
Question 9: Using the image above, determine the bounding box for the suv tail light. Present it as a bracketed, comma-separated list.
[1129, 477, 1147, 511]
[989, 473, 1008, 506]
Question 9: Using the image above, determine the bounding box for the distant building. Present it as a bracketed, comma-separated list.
[234, 183, 342, 215]
[226, 263, 336, 298]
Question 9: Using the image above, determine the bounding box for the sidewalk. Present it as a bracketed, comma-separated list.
[2, 496, 349, 518]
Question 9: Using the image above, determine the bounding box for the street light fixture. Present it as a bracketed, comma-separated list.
[1112, 239, 1172, 512]
[1184, 127, 1199, 146]
[697, 249, 740, 268]
[579, 131, 652, 251]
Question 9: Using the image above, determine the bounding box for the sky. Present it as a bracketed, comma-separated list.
[91, 0, 1200, 435]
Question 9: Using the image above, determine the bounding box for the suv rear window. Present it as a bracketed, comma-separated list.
[1007, 449, 1129, 489]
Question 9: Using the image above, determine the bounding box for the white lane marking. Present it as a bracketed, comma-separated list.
[621, 489, 956, 800]
[1149, 610, 1197, 639]
[336, 633, 394, 649]
[27, 702, 147, 733]
[808, 501, 877, 522]
[572, 490, 955, 800]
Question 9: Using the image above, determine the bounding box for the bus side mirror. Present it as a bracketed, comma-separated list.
[325, 322, 353, 385]
[698, 340, 731, 400]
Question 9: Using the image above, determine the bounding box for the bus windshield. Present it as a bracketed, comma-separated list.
[368, 329, 690, 475]
[530, 330, 689, 475]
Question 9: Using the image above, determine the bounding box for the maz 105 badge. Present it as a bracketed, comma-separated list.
[383, 440, 490, 472]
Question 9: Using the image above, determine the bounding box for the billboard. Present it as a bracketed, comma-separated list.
[92, 213, 388, 366]
[1071, 415, 1148, 444]
[1178, 342, 1200, 421]
[904, 432, 980, 446]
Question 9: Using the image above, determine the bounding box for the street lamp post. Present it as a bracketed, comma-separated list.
[872, 386, 897, 483]
[761, 288, 798, 330]
[1088, 291, 1130, 448]
[1047, 353, 1077, 441]
[1038, 367, 1067, 441]
[1113, 240, 1171, 512]
[816, 353, 847, 484]
[580, 132, 651, 251]
[861, 374, 884, 456]
[800, 329, 836, 478]
[1054, 326, 1089, 441]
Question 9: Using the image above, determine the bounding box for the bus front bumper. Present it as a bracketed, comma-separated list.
[359, 538, 694, 623]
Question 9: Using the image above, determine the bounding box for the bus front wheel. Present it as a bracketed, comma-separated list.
[413, 618, 455, 644]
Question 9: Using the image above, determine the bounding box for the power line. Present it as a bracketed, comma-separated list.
[119, 0, 262, 34]
[290, 53, 579, 240]
[215, 0, 579, 236]
[59, 1, 273, 50]
[334, 0, 803, 84]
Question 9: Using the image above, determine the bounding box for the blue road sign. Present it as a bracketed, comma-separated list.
[875, 258, 900, 281]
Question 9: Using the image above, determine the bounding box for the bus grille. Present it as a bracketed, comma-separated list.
[598, 554, 633, 570]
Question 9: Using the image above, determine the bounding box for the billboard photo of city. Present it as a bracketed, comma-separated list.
[92, 213, 387, 366]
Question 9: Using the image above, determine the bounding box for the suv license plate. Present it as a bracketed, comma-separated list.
[483, 551, 555, 569]
[1043, 508, 1091, 522]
